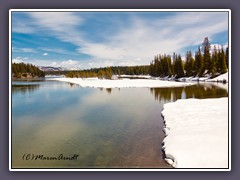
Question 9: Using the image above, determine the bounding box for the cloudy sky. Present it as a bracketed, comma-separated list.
[11, 10, 229, 69]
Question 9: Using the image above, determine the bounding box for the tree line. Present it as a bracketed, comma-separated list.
[65, 65, 149, 79]
[12, 63, 45, 78]
[149, 37, 228, 78]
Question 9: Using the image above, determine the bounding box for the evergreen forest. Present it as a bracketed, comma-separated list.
[12, 63, 45, 78]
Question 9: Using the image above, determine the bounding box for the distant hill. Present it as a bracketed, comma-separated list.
[38, 66, 81, 71]
[38, 66, 63, 71]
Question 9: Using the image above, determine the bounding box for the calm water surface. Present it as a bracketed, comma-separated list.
[12, 79, 228, 168]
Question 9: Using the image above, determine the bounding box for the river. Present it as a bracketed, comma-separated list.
[11, 79, 228, 168]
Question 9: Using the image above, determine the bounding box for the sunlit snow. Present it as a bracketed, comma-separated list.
[51, 78, 195, 88]
[161, 98, 228, 168]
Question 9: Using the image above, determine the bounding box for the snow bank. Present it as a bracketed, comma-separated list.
[206, 72, 228, 83]
[120, 74, 152, 79]
[190, 76, 210, 82]
[161, 98, 228, 168]
[50, 78, 195, 88]
[177, 73, 228, 83]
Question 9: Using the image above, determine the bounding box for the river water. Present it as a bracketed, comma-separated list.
[11, 79, 228, 168]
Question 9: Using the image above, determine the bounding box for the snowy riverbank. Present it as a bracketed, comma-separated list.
[161, 97, 228, 168]
[206, 72, 228, 83]
[50, 78, 195, 88]
[178, 72, 228, 83]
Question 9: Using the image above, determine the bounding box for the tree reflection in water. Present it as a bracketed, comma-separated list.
[106, 88, 112, 94]
[12, 84, 40, 95]
[150, 83, 228, 102]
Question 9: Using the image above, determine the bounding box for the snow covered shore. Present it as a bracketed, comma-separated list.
[178, 72, 228, 83]
[161, 98, 228, 168]
[50, 78, 195, 88]
[206, 72, 228, 83]
[119, 75, 152, 79]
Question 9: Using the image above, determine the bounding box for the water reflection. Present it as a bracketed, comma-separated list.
[13, 78, 45, 82]
[150, 83, 228, 102]
[106, 88, 112, 94]
[150, 87, 182, 102]
[12, 80, 228, 168]
[12, 84, 171, 168]
[99, 88, 115, 94]
[68, 82, 80, 88]
[12, 84, 40, 95]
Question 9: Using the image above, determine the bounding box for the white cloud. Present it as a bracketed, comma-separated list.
[28, 12, 85, 45]
[12, 56, 56, 66]
[210, 43, 228, 50]
[11, 56, 29, 63]
[12, 18, 36, 33]
[29, 12, 82, 32]
[209, 43, 228, 54]
[60, 60, 79, 66]
[12, 57, 24, 63]
[16, 11, 228, 68]
[51, 62, 57, 66]
[43, 53, 48, 56]
[22, 48, 37, 53]
[12, 47, 37, 53]
[49, 60, 83, 69]
[76, 12, 228, 67]
[39, 47, 68, 54]
[12, 56, 83, 69]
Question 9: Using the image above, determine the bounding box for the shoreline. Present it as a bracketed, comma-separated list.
[47, 72, 228, 89]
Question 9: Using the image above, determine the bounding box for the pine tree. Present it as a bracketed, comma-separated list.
[97, 69, 104, 79]
[202, 37, 211, 74]
[190, 55, 195, 76]
[211, 45, 218, 77]
[149, 62, 154, 76]
[173, 54, 184, 78]
[156, 55, 162, 77]
[218, 46, 228, 74]
[194, 47, 203, 76]
[117, 68, 121, 76]
[185, 51, 195, 77]
[160, 55, 168, 76]
[172, 52, 177, 76]
[105, 67, 113, 79]
[225, 47, 229, 68]
[167, 55, 173, 76]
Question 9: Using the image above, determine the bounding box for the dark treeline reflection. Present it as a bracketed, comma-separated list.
[12, 84, 40, 95]
[150, 84, 228, 102]
[68, 82, 80, 88]
[99, 88, 114, 94]
[106, 88, 112, 94]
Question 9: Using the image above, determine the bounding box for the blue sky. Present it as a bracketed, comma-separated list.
[11, 11, 229, 69]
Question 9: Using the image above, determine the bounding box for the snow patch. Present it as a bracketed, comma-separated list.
[177, 72, 228, 83]
[161, 98, 228, 168]
[50, 78, 195, 88]
[119, 74, 152, 79]
[206, 72, 228, 83]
